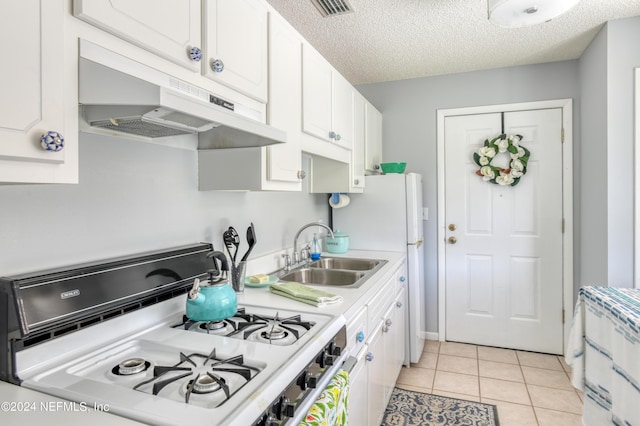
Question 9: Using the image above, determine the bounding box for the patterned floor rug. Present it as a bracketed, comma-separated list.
[381, 387, 500, 426]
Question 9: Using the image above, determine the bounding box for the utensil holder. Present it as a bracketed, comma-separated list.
[231, 261, 247, 294]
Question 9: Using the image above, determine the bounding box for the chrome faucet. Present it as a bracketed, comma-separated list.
[292, 222, 334, 266]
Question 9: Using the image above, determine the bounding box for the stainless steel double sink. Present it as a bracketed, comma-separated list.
[277, 257, 387, 288]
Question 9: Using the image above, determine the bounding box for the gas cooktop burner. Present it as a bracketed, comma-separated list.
[200, 321, 226, 331]
[261, 327, 287, 341]
[112, 358, 151, 376]
[189, 373, 225, 394]
[131, 347, 259, 407]
[176, 308, 317, 345]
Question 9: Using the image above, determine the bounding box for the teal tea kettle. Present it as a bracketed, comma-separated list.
[186, 251, 237, 322]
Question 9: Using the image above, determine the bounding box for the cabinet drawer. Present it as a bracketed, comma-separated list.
[393, 265, 408, 294]
[346, 306, 367, 356]
[367, 282, 394, 336]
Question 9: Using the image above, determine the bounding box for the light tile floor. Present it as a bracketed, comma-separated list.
[395, 340, 583, 426]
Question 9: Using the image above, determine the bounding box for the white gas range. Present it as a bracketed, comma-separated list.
[0, 244, 347, 426]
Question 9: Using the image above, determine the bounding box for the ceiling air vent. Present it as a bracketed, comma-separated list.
[310, 0, 354, 17]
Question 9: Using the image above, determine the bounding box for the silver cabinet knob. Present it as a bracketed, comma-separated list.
[354, 178, 360, 185]
[335, 134, 341, 141]
[188, 46, 202, 62]
[211, 58, 225, 73]
[329, 131, 336, 139]
[366, 352, 374, 362]
[297, 170, 306, 180]
[374, 164, 381, 170]
[40, 131, 64, 152]
[399, 276, 406, 282]
[386, 318, 393, 327]
[396, 301, 402, 308]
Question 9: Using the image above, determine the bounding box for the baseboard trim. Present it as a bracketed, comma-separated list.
[421, 331, 439, 341]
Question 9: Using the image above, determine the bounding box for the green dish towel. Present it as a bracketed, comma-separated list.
[269, 282, 343, 307]
[299, 369, 349, 426]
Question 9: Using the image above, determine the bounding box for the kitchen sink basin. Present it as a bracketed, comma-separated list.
[308, 257, 381, 271]
[279, 268, 365, 286]
[276, 257, 388, 288]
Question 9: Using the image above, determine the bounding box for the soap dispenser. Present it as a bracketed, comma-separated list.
[311, 233, 321, 261]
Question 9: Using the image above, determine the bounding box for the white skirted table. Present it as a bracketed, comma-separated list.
[566, 286, 640, 426]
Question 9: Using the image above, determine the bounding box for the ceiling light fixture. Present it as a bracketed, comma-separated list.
[488, 0, 580, 28]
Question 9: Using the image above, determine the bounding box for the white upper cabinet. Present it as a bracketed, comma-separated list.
[302, 44, 353, 150]
[74, 0, 203, 71]
[0, 1, 77, 183]
[332, 73, 354, 151]
[350, 92, 366, 192]
[197, 11, 301, 192]
[365, 102, 383, 173]
[202, 0, 268, 103]
[265, 13, 303, 189]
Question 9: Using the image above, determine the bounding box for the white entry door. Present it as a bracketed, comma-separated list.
[444, 108, 564, 354]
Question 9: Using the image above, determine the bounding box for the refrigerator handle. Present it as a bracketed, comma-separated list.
[408, 237, 424, 248]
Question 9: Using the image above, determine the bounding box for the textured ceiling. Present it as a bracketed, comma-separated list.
[265, 0, 640, 85]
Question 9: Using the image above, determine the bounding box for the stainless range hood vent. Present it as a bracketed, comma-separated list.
[310, 0, 354, 17]
[78, 40, 286, 149]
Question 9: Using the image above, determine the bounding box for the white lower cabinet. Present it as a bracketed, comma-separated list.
[346, 347, 369, 426]
[346, 262, 406, 425]
[366, 319, 386, 426]
[383, 287, 406, 402]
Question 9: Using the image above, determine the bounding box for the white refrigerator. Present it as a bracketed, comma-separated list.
[333, 173, 425, 364]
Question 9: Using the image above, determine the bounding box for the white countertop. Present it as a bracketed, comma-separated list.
[0, 381, 143, 425]
[236, 249, 406, 323]
[0, 249, 405, 425]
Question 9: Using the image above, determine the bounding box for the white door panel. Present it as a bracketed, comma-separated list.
[445, 109, 564, 354]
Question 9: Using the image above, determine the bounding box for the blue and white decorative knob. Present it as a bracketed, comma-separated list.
[211, 58, 224, 73]
[40, 131, 64, 152]
[188, 46, 202, 62]
[357, 331, 365, 343]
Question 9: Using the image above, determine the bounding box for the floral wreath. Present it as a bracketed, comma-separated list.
[473, 134, 530, 186]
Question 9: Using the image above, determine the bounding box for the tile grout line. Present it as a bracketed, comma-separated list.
[517, 351, 541, 425]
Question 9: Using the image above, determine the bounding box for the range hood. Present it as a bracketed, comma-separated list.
[78, 40, 286, 148]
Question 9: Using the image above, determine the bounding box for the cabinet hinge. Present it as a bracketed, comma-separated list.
[561, 128, 565, 143]
[562, 308, 565, 324]
[562, 218, 565, 233]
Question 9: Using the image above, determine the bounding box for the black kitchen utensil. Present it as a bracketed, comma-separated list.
[228, 226, 240, 263]
[241, 222, 256, 262]
[223, 228, 238, 264]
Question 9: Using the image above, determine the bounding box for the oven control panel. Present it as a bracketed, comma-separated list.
[252, 326, 347, 426]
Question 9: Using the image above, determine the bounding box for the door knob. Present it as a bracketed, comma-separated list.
[448, 224, 457, 231]
[448, 236, 457, 244]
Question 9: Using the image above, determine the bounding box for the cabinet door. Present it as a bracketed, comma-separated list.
[74, 0, 202, 71]
[265, 14, 302, 189]
[367, 322, 386, 426]
[350, 93, 366, 191]
[382, 303, 397, 404]
[331, 73, 353, 150]
[365, 102, 383, 172]
[0, 1, 76, 183]
[391, 288, 406, 391]
[302, 45, 333, 142]
[203, 0, 268, 102]
[347, 349, 368, 426]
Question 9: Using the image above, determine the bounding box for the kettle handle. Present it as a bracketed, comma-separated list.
[207, 250, 229, 279]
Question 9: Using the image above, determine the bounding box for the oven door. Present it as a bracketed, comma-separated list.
[287, 350, 350, 425]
